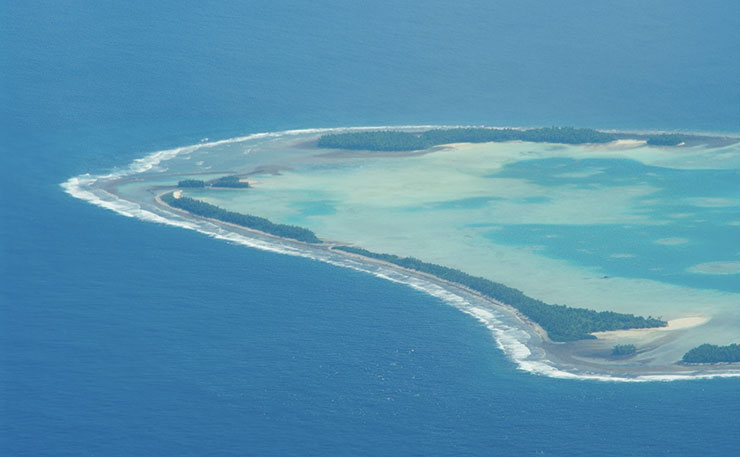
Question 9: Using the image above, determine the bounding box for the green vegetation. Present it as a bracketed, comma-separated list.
[612, 344, 637, 356]
[332, 246, 666, 342]
[160, 192, 667, 341]
[178, 179, 206, 188]
[646, 133, 686, 146]
[178, 176, 249, 188]
[317, 127, 618, 151]
[161, 192, 321, 243]
[212, 176, 250, 188]
[682, 343, 740, 364]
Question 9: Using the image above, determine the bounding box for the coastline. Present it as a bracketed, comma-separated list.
[591, 316, 710, 339]
[62, 125, 740, 381]
[153, 189, 551, 343]
[149, 190, 739, 380]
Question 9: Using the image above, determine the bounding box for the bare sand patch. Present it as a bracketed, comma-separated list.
[592, 316, 709, 339]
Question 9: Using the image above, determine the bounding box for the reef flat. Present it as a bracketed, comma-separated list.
[63, 126, 740, 380]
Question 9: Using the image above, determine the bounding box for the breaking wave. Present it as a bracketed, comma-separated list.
[61, 126, 740, 382]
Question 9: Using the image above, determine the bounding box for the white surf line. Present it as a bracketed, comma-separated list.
[61, 127, 740, 382]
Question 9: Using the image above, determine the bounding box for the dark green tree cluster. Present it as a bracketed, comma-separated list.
[177, 176, 249, 189]
[612, 344, 637, 356]
[332, 246, 665, 342]
[212, 176, 250, 188]
[646, 133, 686, 146]
[682, 343, 740, 364]
[178, 179, 206, 188]
[161, 193, 321, 243]
[317, 127, 618, 151]
[318, 130, 429, 151]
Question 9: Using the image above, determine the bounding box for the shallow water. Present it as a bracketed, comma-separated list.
[6, 0, 740, 454]
[78, 129, 740, 369]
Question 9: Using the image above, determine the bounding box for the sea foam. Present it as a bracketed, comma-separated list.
[62, 126, 740, 383]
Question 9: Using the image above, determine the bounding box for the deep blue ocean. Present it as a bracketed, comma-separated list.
[2, 1, 740, 455]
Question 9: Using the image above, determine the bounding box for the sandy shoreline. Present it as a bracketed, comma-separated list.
[147, 189, 740, 380]
[69, 125, 740, 380]
[154, 190, 549, 341]
[592, 316, 710, 339]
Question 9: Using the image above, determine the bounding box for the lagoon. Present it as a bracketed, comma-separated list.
[69, 127, 740, 378]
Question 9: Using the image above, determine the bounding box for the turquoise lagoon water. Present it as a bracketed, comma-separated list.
[488, 157, 740, 293]
[5, 0, 740, 455]
[147, 137, 740, 297]
[107, 132, 740, 364]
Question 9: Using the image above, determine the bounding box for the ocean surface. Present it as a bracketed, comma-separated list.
[3, 1, 740, 455]
[88, 131, 740, 369]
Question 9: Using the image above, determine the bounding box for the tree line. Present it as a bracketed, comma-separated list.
[317, 127, 693, 151]
[317, 127, 619, 151]
[646, 133, 686, 146]
[161, 192, 321, 243]
[178, 175, 250, 189]
[332, 245, 666, 342]
[682, 343, 740, 364]
[612, 344, 637, 356]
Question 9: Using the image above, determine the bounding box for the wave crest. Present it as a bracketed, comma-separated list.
[61, 126, 740, 382]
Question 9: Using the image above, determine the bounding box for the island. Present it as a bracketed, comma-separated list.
[212, 176, 250, 188]
[161, 192, 321, 243]
[159, 188, 667, 342]
[332, 246, 665, 342]
[178, 175, 249, 189]
[177, 179, 206, 188]
[317, 127, 698, 152]
[317, 127, 618, 151]
[646, 133, 687, 146]
[64, 125, 740, 380]
[612, 344, 637, 356]
[682, 344, 740, 364]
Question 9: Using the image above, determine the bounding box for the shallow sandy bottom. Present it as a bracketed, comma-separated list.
[68, 127, 740, 377]
[592, 316, 710, 339]
[163, 133, 740, 364]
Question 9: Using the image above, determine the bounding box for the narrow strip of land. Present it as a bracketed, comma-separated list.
[317, 127, 692, 151]
[158, 190, 667, 343]
[161, 192, 322, 243]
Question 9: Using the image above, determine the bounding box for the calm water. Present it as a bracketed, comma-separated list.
[488, 157, 740, 293]
[3, 1, 740, 455]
